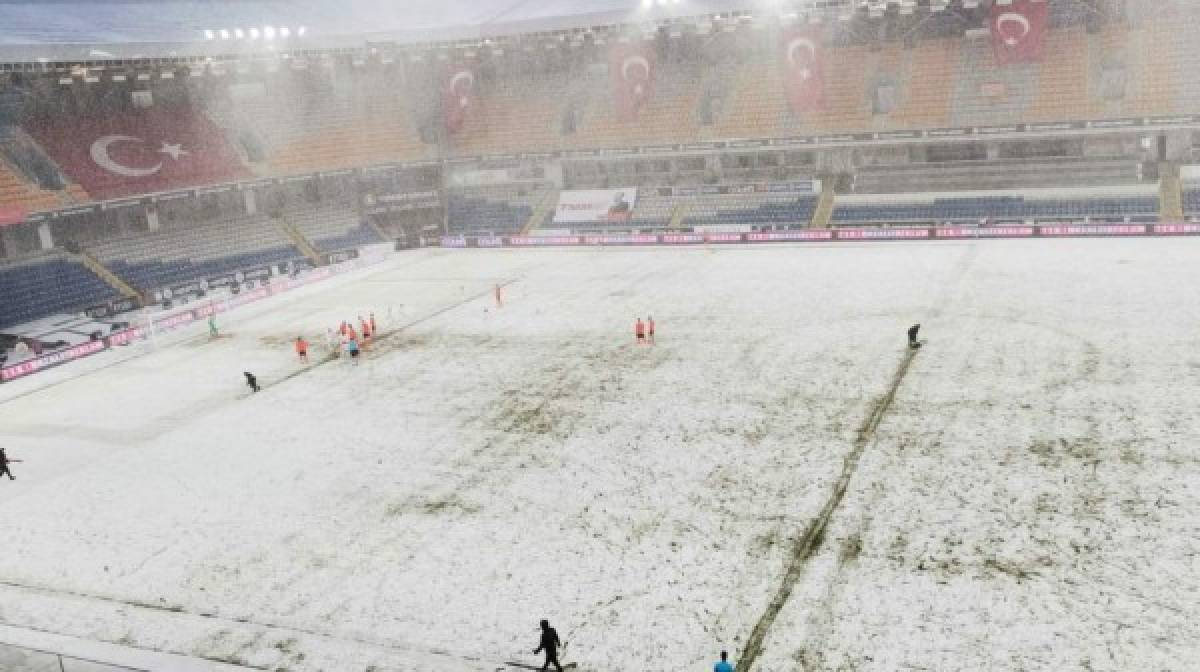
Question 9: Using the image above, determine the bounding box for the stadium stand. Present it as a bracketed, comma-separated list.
[89, 214, 303, 292]
[833, 186, 1160, 226]
[852, 157, 1142, 194]
[0, 158, 59, 213]
[888, 39, 956, 129]
[683, 190, 818, 229]
[0, 250, 118, 328]
[25, 105, 249, 200]
[282, 202, 384, 252]
[445, 183, 554, 235]
[208, 70, 433, 174]
[451, 74, 567, 156]
[568, 64, 705, 149]
[1027, 27, 1090, 122]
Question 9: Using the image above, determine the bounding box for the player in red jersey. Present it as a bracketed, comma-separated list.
[634, 317, 645, 344]
[647, 315, 656, 345]
[294, 336, 309, 363]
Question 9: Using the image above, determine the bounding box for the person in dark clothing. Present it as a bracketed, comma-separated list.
[533, 619, 563, 671]
[0, 448, 15, 480]
[244, 371, 260, 393]
[908, 323, 921, 348]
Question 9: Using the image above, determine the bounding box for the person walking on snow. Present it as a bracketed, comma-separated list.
[495, 284, 503, 308]
[208, 314, 219, 339]
[647, 315, 656, 345]
[295, 337, 309, 363]
[345, 337, 360, 363]
[908, 323, 921, 349]
[714, 650, 735, 672]
[634, 317, 645, 344]
[533, 619, 563, 672]
[244, 372, 260, 393]
[360, 316, 371, 341]
[0, 447, 18, 481]
[370, 312, 378, 336]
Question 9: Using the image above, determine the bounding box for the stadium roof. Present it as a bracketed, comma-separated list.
[0, 0, 761, 62]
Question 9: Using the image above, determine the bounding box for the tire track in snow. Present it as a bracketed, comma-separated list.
[738, 243, 976, 670]
[738, 344, 921, 672]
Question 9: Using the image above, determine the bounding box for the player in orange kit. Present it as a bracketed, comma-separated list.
[634, 317, 645, 344]
[294, 336, 309, 363]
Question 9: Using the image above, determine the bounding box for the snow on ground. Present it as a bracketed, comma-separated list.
[0, 241, 1197, 671]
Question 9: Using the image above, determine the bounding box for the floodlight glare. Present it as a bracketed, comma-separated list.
[297, 26, 307, 36]
[234, 28, 244, 39]
[264, 26, 276, 39]
[641, 0, 653, 8]
[249, 27, 260, 39]
[280, 26, 290, 37]
[219, 29, 230, 39]
[204, 29, 215, 40]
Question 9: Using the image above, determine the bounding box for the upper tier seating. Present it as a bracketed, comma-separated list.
[89, 214, 302, 291]
[207, 71, 433, 174]
[0, 250, 118, 328]
[451, 75, 568, 156]
[25, 105, 248, 200]
[0, 159, 58, 213]
[567, 64, 706, 149]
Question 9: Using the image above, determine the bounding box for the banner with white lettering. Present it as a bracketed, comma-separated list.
[553, 188, 638, 224]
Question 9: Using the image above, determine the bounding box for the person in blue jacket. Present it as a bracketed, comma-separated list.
[714, 650, 735, 672]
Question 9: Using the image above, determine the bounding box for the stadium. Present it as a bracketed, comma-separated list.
[0, 0, 1198, 670]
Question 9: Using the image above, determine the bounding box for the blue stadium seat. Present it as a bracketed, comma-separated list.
[0, 255, 118, 328]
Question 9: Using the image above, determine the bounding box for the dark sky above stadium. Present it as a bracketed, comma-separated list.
[0, 0, 753, 46]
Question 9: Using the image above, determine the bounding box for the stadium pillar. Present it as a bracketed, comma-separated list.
[244, 189, 258, 215]
[36, 222, 54, 250]
[145, 205, 160, 232]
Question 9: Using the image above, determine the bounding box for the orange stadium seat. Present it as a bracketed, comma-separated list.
[0, 161, 61, 212]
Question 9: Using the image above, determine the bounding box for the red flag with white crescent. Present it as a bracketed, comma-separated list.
[780, 26, 825, 113]
[443, 65, 476, 134]
[609, 42, 655, 122]
[991, 0, 1049, 64]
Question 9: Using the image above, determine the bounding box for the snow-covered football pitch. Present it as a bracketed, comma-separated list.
[0, 239, 1197, 672]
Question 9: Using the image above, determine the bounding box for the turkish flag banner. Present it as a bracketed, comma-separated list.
[991, 0, 1049, 64]
[443, 65, 476, 134]
[609, 42, 655, 122]
[27, 106, 248, 200]
[781, 26, 826, 114]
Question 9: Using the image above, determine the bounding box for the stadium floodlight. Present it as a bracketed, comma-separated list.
[249, 27, 260, 39]
[641, 0, 653, 8]
[264, 26, 276, 40]
[297, 26, 307, 37]
[219, 29, 230, 39]
[280, 26, 290, 38]
[204, 29, 215, 40]
[234, 28, 244, 39]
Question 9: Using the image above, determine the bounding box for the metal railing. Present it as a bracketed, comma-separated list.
[0, 641, 147, 672]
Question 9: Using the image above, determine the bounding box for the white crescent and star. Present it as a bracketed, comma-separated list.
[90, 135, 189, 177]
[449, 70, 475, 102]
[621, 55, 650, 83]
[786, 37, 817, 68]
[995, 12, 1032, 46]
